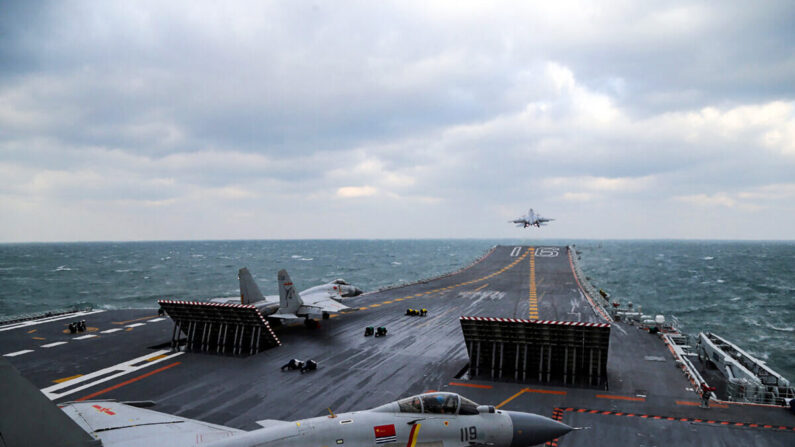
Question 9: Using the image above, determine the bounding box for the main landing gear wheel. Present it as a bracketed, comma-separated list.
[304, 319, 320, 329]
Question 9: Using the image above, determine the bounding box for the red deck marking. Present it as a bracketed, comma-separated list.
[76, 362, 181, 401]
[675, 400, 701, 406]
[447, 382, 493, 389]
[557, 408, 795, 433]
[525, 388, 567, 395]
[596, 394, 645, 402]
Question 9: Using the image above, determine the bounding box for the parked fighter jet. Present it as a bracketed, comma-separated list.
[225, 268, 362, 327]
[510, 208, 554, 228]
[0, 359, 573, 447]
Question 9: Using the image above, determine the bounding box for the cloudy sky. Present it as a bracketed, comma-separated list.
[1, 1, 793, 242]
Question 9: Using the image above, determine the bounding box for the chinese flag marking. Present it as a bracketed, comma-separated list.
[374, 424, 397, 444]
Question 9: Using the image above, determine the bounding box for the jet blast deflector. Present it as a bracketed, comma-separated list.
[159, 300, 281, 355]
[460, 316, 611, 387]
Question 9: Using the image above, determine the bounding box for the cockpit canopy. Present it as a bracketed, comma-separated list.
[332, 279, 350, 285]
[396, 392, 479, 415]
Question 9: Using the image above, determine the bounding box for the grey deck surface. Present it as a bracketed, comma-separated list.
[2, 245, 793, 445]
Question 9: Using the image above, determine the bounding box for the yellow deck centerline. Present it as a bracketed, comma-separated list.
[112, 315, 159, 325]
[529, 248, 538, 319]
[496, 388, 527, 409]
[53, 374, 83, 384]
[146, 354, 168, 362]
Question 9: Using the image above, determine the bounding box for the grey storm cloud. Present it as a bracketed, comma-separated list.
[1, 0, 794, 241]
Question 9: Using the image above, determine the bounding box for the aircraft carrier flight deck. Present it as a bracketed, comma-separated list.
[2, 245, 793, 446]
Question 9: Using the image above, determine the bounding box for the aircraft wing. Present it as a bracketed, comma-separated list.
[60, 401, 244, 446]
[300, 291, 355, 313]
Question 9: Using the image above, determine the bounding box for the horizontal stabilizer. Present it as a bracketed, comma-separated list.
[61, 400, 243, 446]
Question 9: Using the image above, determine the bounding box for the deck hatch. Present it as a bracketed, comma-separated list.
[459, 316, 610, 387]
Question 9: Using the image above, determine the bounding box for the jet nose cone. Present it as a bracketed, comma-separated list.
[507, 411, 572, 446]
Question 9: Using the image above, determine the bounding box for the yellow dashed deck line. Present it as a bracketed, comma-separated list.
[147, 354, 168, 362]
[382, 300, 393, 304]
[472, 283, 488, 292]
[53, 374, 83, 384]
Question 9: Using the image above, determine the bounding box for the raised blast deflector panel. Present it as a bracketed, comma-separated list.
[158, 300, 280, 355]
[460, 316, 610, 387]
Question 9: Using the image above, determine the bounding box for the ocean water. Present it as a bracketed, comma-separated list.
[0, 239, 792, 380]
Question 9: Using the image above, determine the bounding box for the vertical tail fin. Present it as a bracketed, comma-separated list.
[238, 268, 265, 304]
[277, 269, 303, 314]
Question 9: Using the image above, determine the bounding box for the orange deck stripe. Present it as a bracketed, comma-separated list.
[525, 388, 567, 395]
[76, 362, 181, 401]
[595, 394, 645, 402]
[676, 400, 700, 406]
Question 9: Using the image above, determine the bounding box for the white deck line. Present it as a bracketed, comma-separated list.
[73, 334, 98, 340]
[125, 323, 146, 328]
[41, 341, 68, 348]
[100, 328, 123, 334]
[41, 349, 184, 400]
[3, 349, 34, 357]
[0, 310, 106, 332]
[147, 318, 166, 322]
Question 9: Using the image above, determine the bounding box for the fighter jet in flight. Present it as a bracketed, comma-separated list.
[0, 360, 574, 447]
[511, 208, 555, 228]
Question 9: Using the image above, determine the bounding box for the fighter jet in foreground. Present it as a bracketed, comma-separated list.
[0, 359, 573, 447]
[510, 208, 555, 228]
